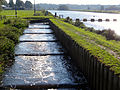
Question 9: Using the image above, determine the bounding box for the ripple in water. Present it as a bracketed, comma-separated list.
[2, 55, 87, 86]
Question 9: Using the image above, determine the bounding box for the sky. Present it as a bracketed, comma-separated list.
[6, 0, 120, 5]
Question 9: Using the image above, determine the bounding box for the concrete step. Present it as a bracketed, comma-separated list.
[1, 83, 88, 89]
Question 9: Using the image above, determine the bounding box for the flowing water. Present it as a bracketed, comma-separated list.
[49, 10, 120, 35]
[2, 23, 87, 89]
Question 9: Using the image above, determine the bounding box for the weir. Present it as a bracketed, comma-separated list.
[1, 22, 88, 89]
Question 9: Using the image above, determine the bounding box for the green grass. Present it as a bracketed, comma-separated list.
[0, 10, 39, 17]
[50, 19, 120, 74]
[0, 10, 54, 27]
[0, 10, 54, 17]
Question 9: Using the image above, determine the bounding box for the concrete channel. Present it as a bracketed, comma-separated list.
[1, 22, 89, 89]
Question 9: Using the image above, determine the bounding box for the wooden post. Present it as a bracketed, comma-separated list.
[103, 66, 109, 90]
[99, 63, 104, 90]
[96, 60, 101, 90]
[112, 74, 119, 90]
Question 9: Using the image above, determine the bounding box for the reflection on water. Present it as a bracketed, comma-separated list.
[49, 10, 120, 35]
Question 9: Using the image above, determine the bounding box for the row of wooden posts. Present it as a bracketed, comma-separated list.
[79, 18, 117, 22]
[57, 14, 117, 22]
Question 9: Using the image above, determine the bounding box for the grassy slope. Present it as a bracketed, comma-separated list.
[50, 19, 120, 74]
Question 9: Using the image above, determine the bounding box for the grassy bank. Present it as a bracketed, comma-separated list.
[0, 18, 28, 75]
[50, 19, 120, 75]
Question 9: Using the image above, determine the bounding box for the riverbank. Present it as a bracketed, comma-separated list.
[70, 9, 120, 14]
[50, 18, 120, 75]
[49, 18, 120, 90]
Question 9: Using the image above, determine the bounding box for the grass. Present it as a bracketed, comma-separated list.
[0, 10, 40, 17]
[50, 19, 120, 74]
[0, 10, 54, 27]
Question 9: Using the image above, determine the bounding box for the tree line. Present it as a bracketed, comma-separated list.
[1, 0, 33, 10]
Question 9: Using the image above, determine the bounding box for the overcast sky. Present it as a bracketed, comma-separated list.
[6, 0, 120, 5]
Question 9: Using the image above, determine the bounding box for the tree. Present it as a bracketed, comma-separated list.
[9, 0, 14, 8]
[0, 0, 7, 10]
[100, 6, 104, 10]
[58, 5, 69, 10]
[0, 0, 2, 10]
[105, 5, 120, 10]
[1, 0, 7, 6]
[88, 7, 90, 10]
[16, 0, 25, 9]
[25, 1, 32, 9]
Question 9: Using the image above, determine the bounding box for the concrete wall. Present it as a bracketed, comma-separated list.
[49, 20, 120, 90]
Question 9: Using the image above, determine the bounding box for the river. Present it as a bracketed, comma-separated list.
[49, 10, 120, 35]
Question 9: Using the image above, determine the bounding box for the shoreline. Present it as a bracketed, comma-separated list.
[69, 9, 120, 14]
[49, 9, 120, 14]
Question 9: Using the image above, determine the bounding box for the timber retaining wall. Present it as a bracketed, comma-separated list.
[49, 20, 120, 90]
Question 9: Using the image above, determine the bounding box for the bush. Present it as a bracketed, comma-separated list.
[4, 18, 28, 29]
[0, 36, 15, 59]
[0, 26, 22, 44]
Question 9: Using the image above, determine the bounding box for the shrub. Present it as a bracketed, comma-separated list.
[4, 18, 28, 29]
[74, 19, 86, 28]
[0, 36, 15, 60]
[0, 26, 22, 44]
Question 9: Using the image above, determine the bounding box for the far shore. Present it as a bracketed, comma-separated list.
[69, 9, 120, 14]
